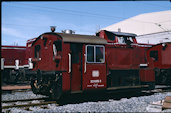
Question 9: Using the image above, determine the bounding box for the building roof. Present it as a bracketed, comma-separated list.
[101, 10, 171, 36]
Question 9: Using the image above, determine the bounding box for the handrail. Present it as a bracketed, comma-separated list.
[84, 54, 86, 73]
[68, 53, 71, 73]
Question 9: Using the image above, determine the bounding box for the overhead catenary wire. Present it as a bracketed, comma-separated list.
[3, 3, 125, 21]
[2, 23, 97, 35]
[2, 2, 171, 34]
[8, 2, 127, 19]
[3, 2, 165, 24]
[143, 2, 171, 9]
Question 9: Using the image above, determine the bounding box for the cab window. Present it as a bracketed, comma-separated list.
[96, 46, 104, 62]
[117, 36, 125, 44]
[53, 40, 62, 56]
[35, 45, 41, 58]
[150, 51, 158, 61]
[117, 36, 133, 44]
[106, 31, 116, 41]
[86, 45, 105, 63]
[124, 37, 133, 44]
[87, 46, 94, 62]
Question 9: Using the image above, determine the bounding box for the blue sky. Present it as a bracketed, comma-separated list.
[2, 1, 171, 46]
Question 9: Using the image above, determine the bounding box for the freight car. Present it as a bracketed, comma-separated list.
[1, 45, 32, 84]
[29, 28, 155, 100]
[1, 46, 30, 83]
[147, 42, 171, 85]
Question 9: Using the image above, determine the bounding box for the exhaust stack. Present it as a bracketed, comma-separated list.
[50, 26, 56, 32]
[62, 30, 75, 34]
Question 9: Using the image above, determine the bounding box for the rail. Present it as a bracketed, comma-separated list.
[2, 97, 58, 109]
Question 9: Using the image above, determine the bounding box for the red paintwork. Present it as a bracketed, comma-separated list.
[29, 30, 156, 94]
[25, 37, 37, 64]
[31, 34, 64, 71]
[30, 34, 71, 91]
[29, 33, 107, 92]
[97, 30, 138, 44]
[82, 63, 106, 90]
[1, 45, 27, 66]
[98, 30, 155, 82]
[71, 53, 82, 91]
[81, 45, 106, 90]
[139, 68, 155, 82]
[61, 44, 71, 91]
[71, 64, 81, 91]
[98, 30, 152, 70]
[147, 42, 171, 69]
[62, 72, 71, 91]
[106, 46, 145, 70]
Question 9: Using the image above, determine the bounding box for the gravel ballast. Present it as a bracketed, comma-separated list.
[2, 91, 171, 112]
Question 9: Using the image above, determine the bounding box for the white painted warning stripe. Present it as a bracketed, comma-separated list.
[2, 47, 26, 50]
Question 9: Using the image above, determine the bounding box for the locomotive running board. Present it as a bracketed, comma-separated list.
[107, 85, 149, 90]
[71, 90, 83, 94]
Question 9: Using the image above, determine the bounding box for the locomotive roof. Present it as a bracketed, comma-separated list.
[151, 42, 171, 47]
[34, 32, 107, 45]
[105, 30, 137, 37]
[59, 33, 107, 44]
[2, 45, 26, 49]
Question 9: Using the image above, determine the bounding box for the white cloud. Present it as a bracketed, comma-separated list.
[2, 40, 8, 45]
[2, 27, 28, 39]
[2, 39, 7, 43]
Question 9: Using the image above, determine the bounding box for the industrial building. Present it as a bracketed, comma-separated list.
[101, 10, 171, 44]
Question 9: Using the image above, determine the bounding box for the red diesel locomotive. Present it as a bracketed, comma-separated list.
[28, 28, 155, 100]
[147, 42, 171, 85]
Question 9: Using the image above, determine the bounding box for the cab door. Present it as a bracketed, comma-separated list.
[70, 43, 83, 92]
[82, 45, 106, 90]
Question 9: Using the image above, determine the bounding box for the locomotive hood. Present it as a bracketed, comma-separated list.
[31, 32, 107, 46]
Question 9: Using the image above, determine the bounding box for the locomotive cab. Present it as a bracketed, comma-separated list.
[29, 31, 107, 100]
[96, 30, 137, 45]
[97, 30, 155, 90]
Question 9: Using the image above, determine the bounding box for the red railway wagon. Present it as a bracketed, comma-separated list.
[1, 45, 33, 83]
[147, 42, 171, 85]
[26, 37, 37, 61]
[29, 28, 155, 100]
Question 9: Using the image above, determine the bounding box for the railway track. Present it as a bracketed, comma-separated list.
[2, 85, 170, 111]
[2, 97, 58, 110]
[2, 97, 49, 103]
[142, 85, 171, 94]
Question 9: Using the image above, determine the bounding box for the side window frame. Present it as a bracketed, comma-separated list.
[34, 45, 41, 59]
[86, 45, 105, 63]
[53, 40, 62, 57]
[117, 36, 125, 44]
[150, 50, 158, 61]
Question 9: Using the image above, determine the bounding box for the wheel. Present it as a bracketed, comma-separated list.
[149, 82, 155, 90]
[9, 70, 17, 83]
[50, 77, 62, 100]
[30, 79, 39, 94]
[167, 69, 171, 85]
